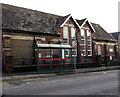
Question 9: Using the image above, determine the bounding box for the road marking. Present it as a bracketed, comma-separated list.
[0, 82, 9, 85]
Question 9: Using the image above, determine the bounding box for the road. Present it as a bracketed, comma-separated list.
[2, 70, 119, 96]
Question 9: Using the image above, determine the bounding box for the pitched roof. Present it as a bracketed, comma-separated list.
[76, 18, 95, 32]
[1, 3, 68, 35]
[60, 14, 81, 29]
[91, 23, 116, 42]
[110, 32, 120, 40]
[1, 3, 116, 42]
[76, 18, 87, 26]
[58, 14, 71, 26]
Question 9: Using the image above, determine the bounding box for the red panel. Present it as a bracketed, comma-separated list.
[38, 58, 72, 61]
[38, 63, 72, 66]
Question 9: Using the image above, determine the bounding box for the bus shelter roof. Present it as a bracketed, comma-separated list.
[33, 44, 73, 49]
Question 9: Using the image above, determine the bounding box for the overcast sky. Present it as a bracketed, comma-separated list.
[0, 0, 119, 33]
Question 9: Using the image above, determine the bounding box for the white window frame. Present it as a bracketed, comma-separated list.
[87, 30, 92, 56]
[64, 49, 69, 57]
[72, 49, 77, 57]
[81, 29, 86, 56]
[63, 26, 69, 44]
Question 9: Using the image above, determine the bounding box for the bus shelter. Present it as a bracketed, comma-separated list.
[33, 44, 75, 73]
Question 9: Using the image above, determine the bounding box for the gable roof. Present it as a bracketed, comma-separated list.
[56, 14, 71, 26]
[60, 14, 81, 29]
[91, 23, 116, 42]
[110, 32, 120, 40]
[77, 18, 95, 32]
[1, 3, 65, 35]
[76, 18, 87, 26]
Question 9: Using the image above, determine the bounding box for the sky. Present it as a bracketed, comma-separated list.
[0, 0, 119, 33]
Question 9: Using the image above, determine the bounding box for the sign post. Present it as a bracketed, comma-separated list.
[73, 46, 77, 73]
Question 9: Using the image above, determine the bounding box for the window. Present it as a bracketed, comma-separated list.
[46, 49, 50, 58]
[71, 27, 76, 46]
[81, 29, 86, 56]
[87, 30, 92, 56]
[80, 29, 92, 56]
[63, 26, 69, 44]
[71, 27, 75, 39]
[110, 56, 113, 60]
[72, 49, 77, 56]
[87, 30, 91, 40]
[109, 49, 113, 52]
[46, 49, 53, 58]
[64, 49, 69, 57]
[81, 29, 85, 40]
[98, 45, 101, 55]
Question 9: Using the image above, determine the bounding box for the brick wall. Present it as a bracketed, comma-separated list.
[3, 32, 60, 66]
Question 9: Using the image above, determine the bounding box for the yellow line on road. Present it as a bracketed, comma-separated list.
[0, 82, 9, 85]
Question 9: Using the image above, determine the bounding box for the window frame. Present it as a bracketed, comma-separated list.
[63, 26, 69, 44]
[81, 29, 86, 56]
[86, 29, 92, 56]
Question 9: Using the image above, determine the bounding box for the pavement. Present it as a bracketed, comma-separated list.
[1, 65, 119, 82]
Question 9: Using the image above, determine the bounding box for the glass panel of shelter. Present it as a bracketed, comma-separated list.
[37, 48, 73, 73]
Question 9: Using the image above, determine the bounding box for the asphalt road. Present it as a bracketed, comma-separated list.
[2, 70, 119, 96]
